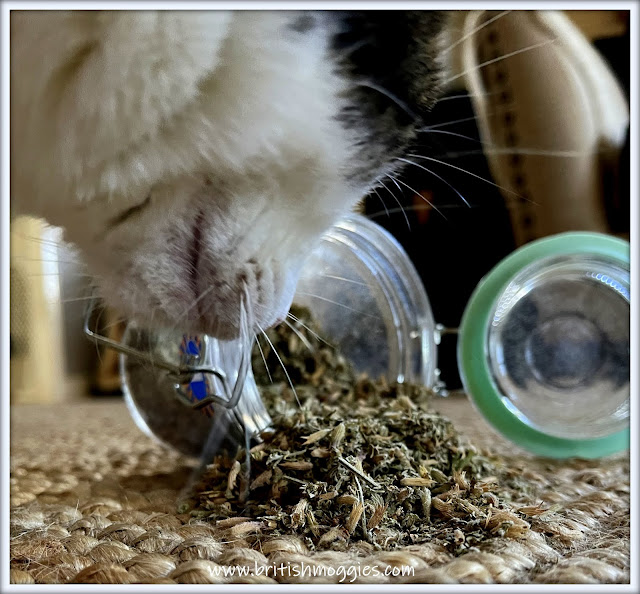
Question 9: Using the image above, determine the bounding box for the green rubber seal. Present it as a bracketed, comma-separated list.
[458, 232, 630, 459]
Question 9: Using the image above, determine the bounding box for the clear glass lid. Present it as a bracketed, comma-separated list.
[294, 213, 437, 387]
[487, 253, 630, 440]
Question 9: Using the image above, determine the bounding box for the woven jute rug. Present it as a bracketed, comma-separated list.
[10, 397, 630, 585]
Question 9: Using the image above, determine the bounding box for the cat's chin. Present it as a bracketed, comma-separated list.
[104, 263, 299, 342]
[119, 304, 283, 342]
[140, 302, 292, 342]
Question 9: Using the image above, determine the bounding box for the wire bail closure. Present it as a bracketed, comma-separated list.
[82, 292, 251, 414]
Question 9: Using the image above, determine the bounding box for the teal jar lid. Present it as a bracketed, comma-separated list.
[458, 232, 630, 459]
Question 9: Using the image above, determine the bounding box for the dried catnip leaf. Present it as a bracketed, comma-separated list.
[187, 305, 537, 554]
[346, 502, 365, 534]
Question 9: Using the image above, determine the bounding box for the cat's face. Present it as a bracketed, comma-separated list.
[11, 10, 448, 338]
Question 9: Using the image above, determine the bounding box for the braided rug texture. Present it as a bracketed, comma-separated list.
[10, 398, 630, 585]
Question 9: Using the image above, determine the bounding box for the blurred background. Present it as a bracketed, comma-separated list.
[10, 9, 630, 404]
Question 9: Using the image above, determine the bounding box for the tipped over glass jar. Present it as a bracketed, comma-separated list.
[86, 213, 630, 460]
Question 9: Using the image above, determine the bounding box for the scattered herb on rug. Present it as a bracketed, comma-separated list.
[185, 306, 536, 554]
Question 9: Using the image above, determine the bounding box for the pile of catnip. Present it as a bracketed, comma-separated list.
[184, 306, 536, 554]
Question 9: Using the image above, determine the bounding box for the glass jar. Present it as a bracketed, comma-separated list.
[458, 231, 630, 458]
[293, 214, 438, 386]
[117, 212, 439, 459]
[103, 216, 629, 460]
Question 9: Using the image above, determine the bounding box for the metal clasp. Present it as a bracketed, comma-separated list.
[432, 323, 465, 397]
[83, 292, 251, 413]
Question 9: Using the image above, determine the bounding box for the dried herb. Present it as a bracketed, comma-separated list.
[187, 306, 535, 554]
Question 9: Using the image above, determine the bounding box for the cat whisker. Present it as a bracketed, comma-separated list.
[254, 333, 273, 384]
[11, 232, 73, 251]
[25, 271, 93, 278]
[284, 318, 315, 353]
[366, 198, 526, 220]
[240, 286, 256, 382]
[318, 273, 369, 287]
[428, 147, 601, 159]
[386, 173, 446, 220]
[286, 312, 334, 349]
[354, 80, 418, 120]
[435, 91, 498, 102]
[59, 294, 103, 304]
[376, 177, 411, 231]
[370, 187, 390, 218]
[12, 257, 86, 266]
[443, 37, 557, 86]
[257, 322, 301, 408]
[384, 174, 413, 229]
[395, 156, 470, 208]
[441, 10, 512, 55]
[417, 128, 484, 144]
[405, 153, 536, 204]
[367, 203, 468, 220]
[420, 113, 484, 131]
[98, 315, 128, 334]
[413, 126, 608, 157]
[239, 290, 255, 498]
[295, 292, 382, 321]
[168, 283, 218, 336]
[338, 36, 375, 59]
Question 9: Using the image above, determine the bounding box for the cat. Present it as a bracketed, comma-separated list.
[11, 10, 450, 339]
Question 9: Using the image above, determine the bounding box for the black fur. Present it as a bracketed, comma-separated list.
[328, 11, 448, 185]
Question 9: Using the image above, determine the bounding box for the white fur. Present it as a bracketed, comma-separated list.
[11, 11, 368, 336]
